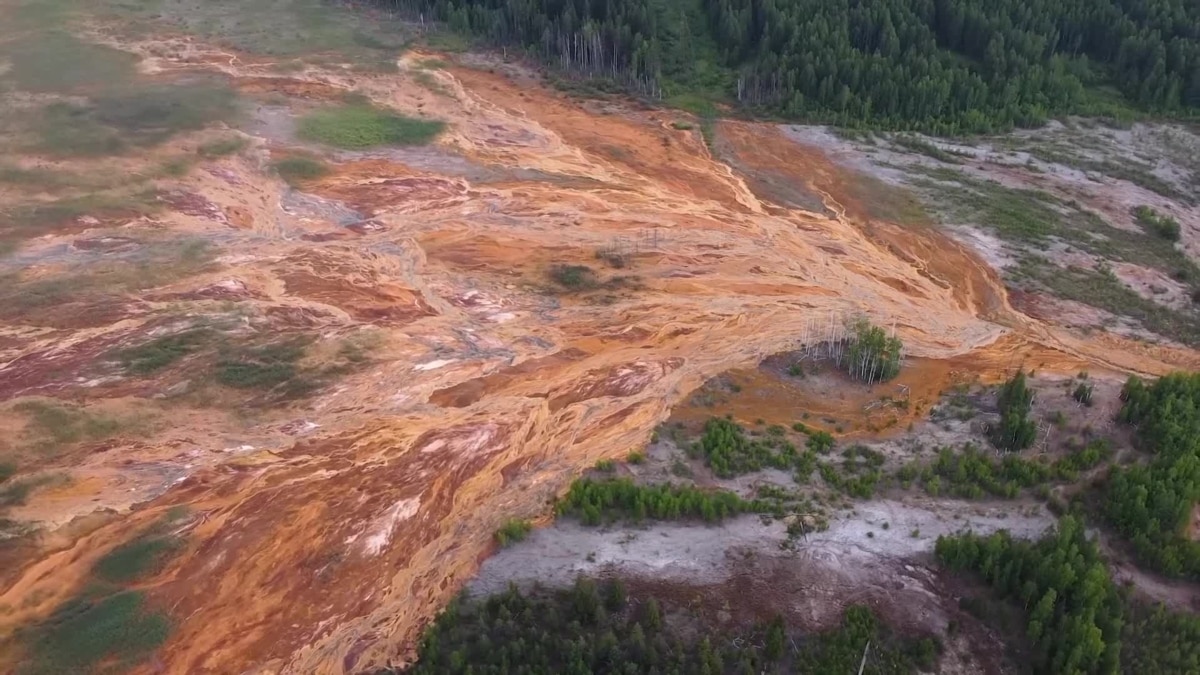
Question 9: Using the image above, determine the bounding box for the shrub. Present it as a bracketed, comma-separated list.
[626, 451, 646, 464]
[197, 136, 248, 158]
[1134, 205, 1181, 242]
[1073, 382, 1094, 407]
[272, 156, 329, 185]
[548, 264, 597, 290]
[494, 519, 532, 547]
[594, 458, 616, 472]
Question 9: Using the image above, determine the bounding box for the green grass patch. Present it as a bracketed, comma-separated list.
[215, 338, 315, 398]
[93, 535, 181, 583]
[117, 328, 212, 374]
[21, 590, 170, 674]
[297, 104, 445, 149]
[271, 155, 329, 185]
[196, 136, 248, 159]
[31, 82, 239, 157]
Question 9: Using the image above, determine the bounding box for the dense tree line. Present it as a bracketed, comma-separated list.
[377, 0, 1200, 131]
[397, 577, 939, 674]
[938, 516, 1200, 674]
[936, 517, 1124, 674]
[557, 476, 761, 524]
[1121, 601, 1200, 674]
[1105, 373, 1200, 578]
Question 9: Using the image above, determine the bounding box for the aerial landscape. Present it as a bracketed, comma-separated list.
[2, 0, 1200, 673]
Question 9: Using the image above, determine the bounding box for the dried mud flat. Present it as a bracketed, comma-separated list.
[3, 31, 1200, 675]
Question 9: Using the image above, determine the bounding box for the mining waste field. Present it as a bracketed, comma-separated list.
[2, 1, 1200, 673]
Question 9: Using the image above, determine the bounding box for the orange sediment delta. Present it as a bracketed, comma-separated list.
[0, 42, 1198, 675]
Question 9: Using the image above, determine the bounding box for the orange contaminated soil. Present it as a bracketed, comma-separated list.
[1, 41, 1199, 675]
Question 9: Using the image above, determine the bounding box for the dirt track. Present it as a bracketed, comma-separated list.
[2, 40, 1199, 674]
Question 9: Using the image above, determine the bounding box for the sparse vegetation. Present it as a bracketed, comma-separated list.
[626, 451, 645, 465]
[0, 31, 135, 94]
[32, 82, 239, 156]
[298, 104, 445, 148]
[901, 441, 1110, 500]
[1133, 205, 1181, 242]
[215, 338, 314, 396]
[15, 400, 126, 451]
[547, 264, 598, 291]
[692, 417, 802, 478]
[117, 329, 211, 374]
[197, 136, 248, 158]
[272, 155, 330, 185]
[493, 519, 533, 547]
[818, 445, 885, 498]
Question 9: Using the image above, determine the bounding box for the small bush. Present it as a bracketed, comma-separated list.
[494, 518, 532, 547]
[594, 459, 616, 472]
[670, 121, 693, 130]
[272, 156, 329, 185]
[626, 451, 646, 465]
[1133, 205, 1181, 242]
[298, 104, 445, 148]
[197, 136, 248, 158]
[0, 461, 15, 484]
[1073, 383, 1094, 407]
[548, 264, 598, 290]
